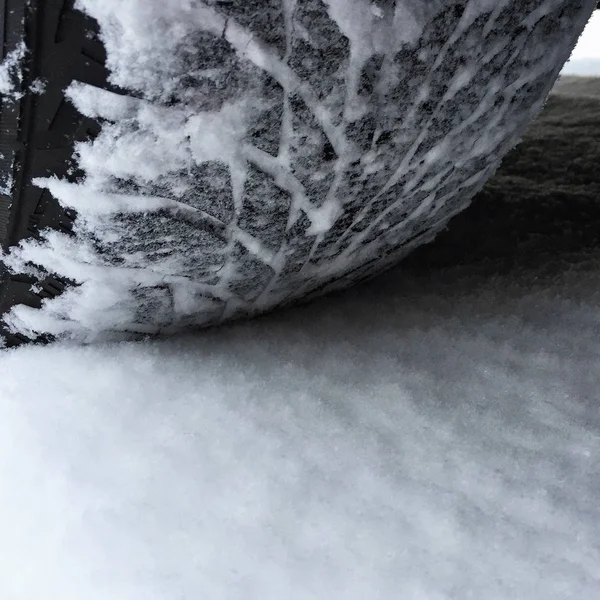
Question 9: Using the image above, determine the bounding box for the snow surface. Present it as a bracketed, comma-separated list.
[1, 248, 600, 599]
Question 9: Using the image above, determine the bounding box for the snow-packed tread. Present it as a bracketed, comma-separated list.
[0, 0, 596, 344]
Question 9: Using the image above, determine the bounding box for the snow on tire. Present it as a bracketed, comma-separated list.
[0, 0, 596, 344]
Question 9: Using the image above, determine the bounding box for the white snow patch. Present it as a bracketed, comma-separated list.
[34, 178, 194, 217]
[322, 0, 440, 58]
[324, 0, 388, 56]
[306, 200, 342, 236]
[67, 82, 142, 121]
[29, 78, 47, 95]
[0, 172, 13, 196]
[0, 42, 26, 99]
[186, 101, 249, 165]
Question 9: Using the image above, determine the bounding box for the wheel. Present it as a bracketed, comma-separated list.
[0, 0, 595, 345]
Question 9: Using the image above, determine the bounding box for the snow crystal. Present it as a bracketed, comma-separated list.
[29, 78, 46, 95]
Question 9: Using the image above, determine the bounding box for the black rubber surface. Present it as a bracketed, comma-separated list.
[0, 0, 26, 244]
[0, 0, 109, 346]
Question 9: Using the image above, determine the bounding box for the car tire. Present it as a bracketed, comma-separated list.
[0, 0, 595, 345]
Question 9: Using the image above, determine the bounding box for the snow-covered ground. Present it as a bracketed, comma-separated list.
[2, 8, 600, 600]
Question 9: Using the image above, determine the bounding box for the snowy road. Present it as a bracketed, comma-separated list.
[1, 81, 600, 599]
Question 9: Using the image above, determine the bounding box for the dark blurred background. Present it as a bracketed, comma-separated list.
[401, 76, 600, 280]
